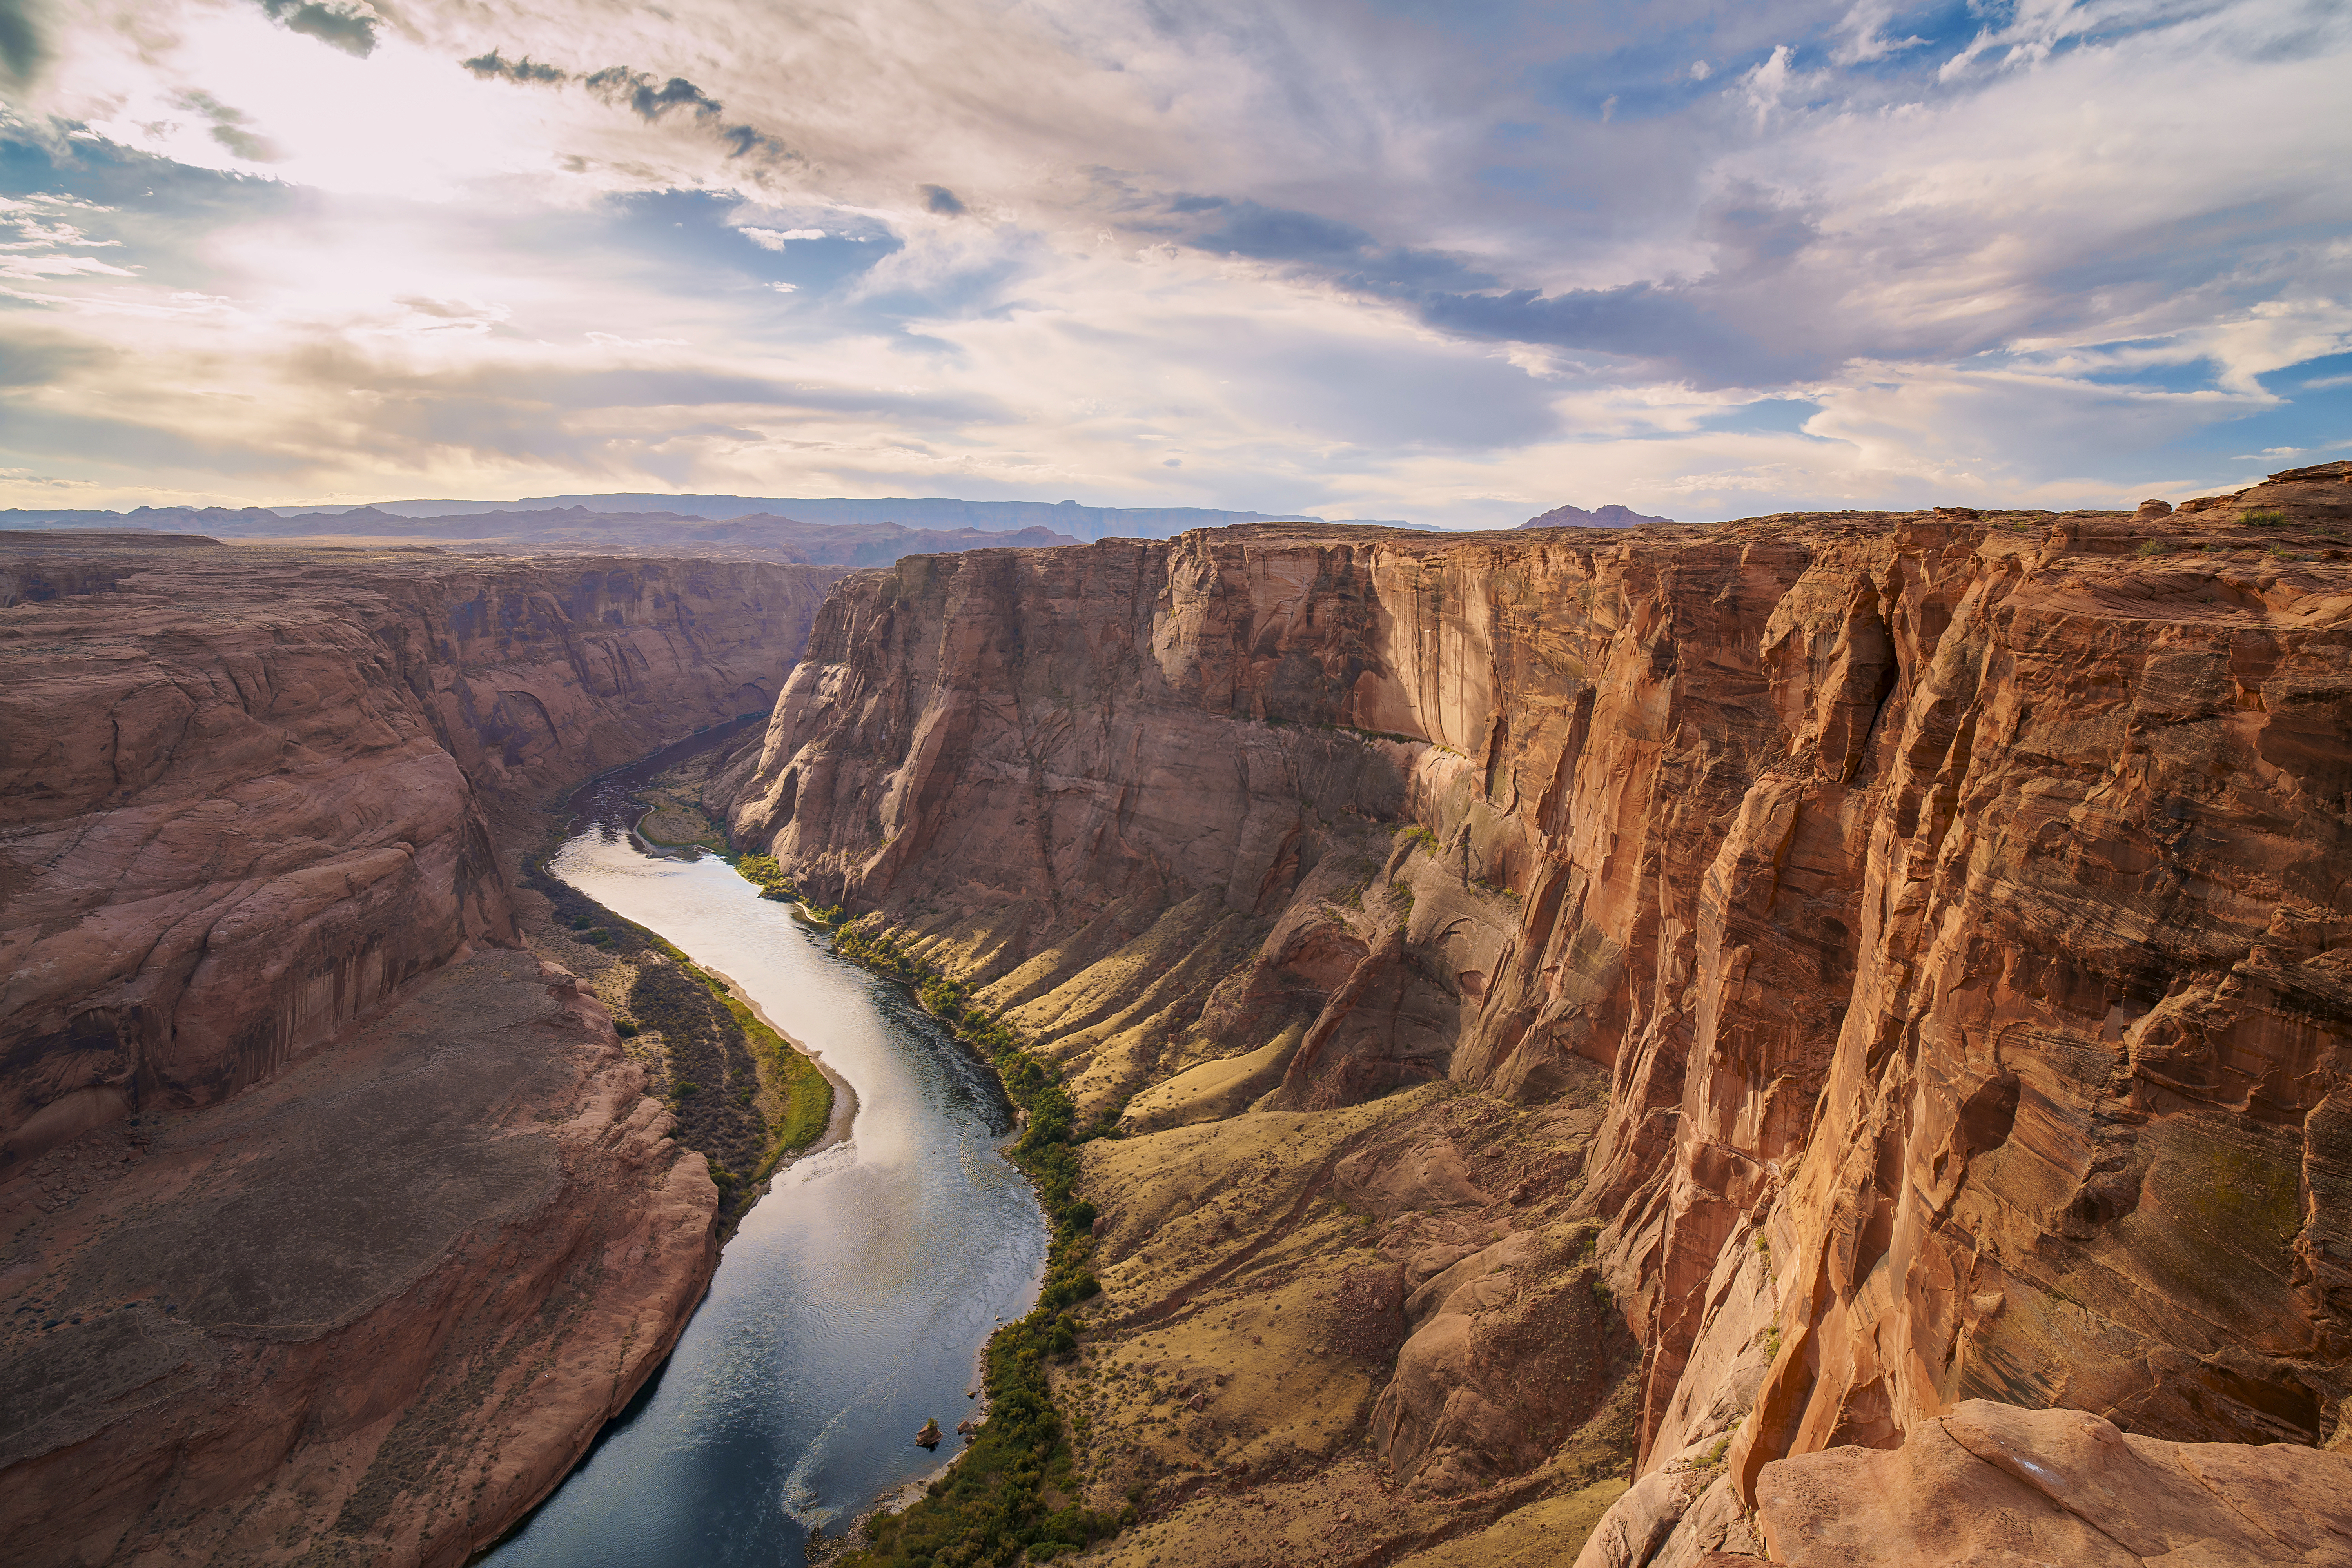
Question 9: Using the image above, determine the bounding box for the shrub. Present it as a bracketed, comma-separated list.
[832, 926, 1128, 1568]
[2242, 509, 2287, 527]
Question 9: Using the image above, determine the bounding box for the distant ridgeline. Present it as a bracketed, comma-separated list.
[0, 494, 1386, 562]
[1517, 501, 1676, 528]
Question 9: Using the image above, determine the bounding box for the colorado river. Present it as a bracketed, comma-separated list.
[484, 747, 1048, 1568]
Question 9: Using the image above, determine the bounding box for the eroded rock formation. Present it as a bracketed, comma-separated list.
[1, 539, 837, 1565]
[2, 543, 835, 1168]
[721, 462, 2352, 1563]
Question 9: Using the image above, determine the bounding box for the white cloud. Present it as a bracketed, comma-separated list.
[738, 226, 823, 249]
[0, 0, 2344, 523]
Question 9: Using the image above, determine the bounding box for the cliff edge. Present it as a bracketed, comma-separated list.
[720, 463, 2352, 1564]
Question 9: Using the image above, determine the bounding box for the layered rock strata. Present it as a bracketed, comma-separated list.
[1, 540, 837, 1564]
[2, 542, 837, 1168]
[721, 462, 2352, 1562]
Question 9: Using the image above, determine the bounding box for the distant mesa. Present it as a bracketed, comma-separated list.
[1519, 502, 1675, 529]
[0, 494, 1354, 566]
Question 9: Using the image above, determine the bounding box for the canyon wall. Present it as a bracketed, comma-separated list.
[0, 540, 837, 1565]
[1, 543, 838, 1168]
[723, 463, 2352, 1561]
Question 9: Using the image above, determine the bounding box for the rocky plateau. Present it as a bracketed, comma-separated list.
[719, 462, 2352, 1564]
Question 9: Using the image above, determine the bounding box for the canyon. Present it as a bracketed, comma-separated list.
[0, 537, 837, 1565]
[719, 462, 2352, 1565]
[6, 460, 2351, 1568]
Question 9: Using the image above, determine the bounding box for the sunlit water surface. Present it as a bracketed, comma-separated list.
[483, 757, 1045, 1568]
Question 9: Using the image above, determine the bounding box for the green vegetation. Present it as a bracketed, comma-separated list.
[519, 852, 833, 1221]
[696, 968, 835, 1166]
[2242, 508, 2287, 527]
[1397, 824, 1441, 854]
[831, 920, 1128, 1567]
[735, 852, 800, 900]
[2135, 538, 2167, 557]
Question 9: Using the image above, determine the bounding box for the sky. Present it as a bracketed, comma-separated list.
[0, 0, 2347, 527]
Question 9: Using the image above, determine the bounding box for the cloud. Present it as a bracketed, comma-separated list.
[720, 123, 788, 160]
[739, 227, 824, 250]
[0, 0, 2347, 524]
[256, 0, 378, 58]
[0, 0, 48, 91]
[0, 253, 137, 279]
[584, 68, 724, 122]
[165, 90, 285, 163]
[461, 49, 568, 85]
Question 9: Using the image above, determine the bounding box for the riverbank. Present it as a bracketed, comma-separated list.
[811, 919, 1129, 1568]
[485, 805, 1050, 1568]
[701, 961, 860, 1169]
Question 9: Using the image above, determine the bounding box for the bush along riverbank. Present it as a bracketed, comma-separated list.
[829, 920, 1132, 1567]
[522, 854, 835, 1234]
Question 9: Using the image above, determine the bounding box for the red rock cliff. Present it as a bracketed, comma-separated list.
[2, 546, 836, 1167]
[722, 464, 2352, 1558]
[0, 541, 836, 1567]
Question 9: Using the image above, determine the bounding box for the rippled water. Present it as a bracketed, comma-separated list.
[483, 747, 1047, 1568]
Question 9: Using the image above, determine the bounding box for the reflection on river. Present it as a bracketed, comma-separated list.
[485, 759, 1046, 1568]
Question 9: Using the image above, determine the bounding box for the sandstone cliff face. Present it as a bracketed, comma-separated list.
[1, 540, 835, 1566]
[723, 463, 2352, 1559]
[0, 949, 716, 1568]
[1, 544, 838, 1170]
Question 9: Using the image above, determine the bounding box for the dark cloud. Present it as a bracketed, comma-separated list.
[256, 0, 377, 58]
[584, 68, 724, 121]
[175, 91, 285, 164]
[920, 183, 967, 216]
[466, 55, 784, 158]
[1147, 189, 1819, 386]
[461, 49, 569, 85]
[0, 0, 48, 91]
[1160, 194, 1496, 292]
[1410, 283, 1816, 385]
[721, 124, 789, 160]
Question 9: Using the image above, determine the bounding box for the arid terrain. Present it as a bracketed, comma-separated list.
[720, 461, 2352, 1564]
[0, 537, 837, 1565]
[7, 465, 2351, 1568]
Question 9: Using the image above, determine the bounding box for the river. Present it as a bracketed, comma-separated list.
[483, 746, 1048, 1568]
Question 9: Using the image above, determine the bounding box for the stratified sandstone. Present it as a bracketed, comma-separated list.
[1, 539, 836, 1565]
[1746, 1399, 2352, 1565]
[720, 462, 2352, 1562]
[2, 543, 836, 1169]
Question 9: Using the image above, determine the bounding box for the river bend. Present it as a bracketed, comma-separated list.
[485, 769, 1046, 1568]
